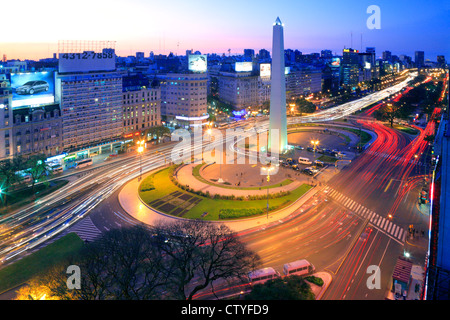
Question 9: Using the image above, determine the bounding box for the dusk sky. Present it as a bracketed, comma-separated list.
[1, 0, 449, 61]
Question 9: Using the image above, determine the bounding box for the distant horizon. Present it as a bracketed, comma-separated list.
[1, 42, 446, 63]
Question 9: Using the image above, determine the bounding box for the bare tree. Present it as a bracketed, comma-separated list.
[152, 219, 261, 300]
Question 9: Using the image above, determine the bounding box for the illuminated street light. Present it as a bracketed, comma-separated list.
[311, 140, 320, 158]
[261, 165, 275, 219]
[137, 140, 145, 181]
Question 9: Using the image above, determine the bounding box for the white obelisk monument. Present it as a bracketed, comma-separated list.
[268, 17, 288, 154]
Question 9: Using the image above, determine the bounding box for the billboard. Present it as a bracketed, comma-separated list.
[10, 71, 55, 108]
[59, 50, 116, 73]
[364, 62, 371, 69]
[188, 54, 207, 72]
[285, 67, 291, 75]
[260, 63, 271, 77]
[235, 62, 252, 72]
[331, 58, 340, 67]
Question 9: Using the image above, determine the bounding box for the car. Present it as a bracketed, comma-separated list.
[314, 160, 324, 167]
[15, 80, 49, 95]
[294, 145, 304, 150]
[306, 166, 319, 174]
[307, 147, 314, 152]
[291, 164, 300, 171]
[302, 168, 314, 175]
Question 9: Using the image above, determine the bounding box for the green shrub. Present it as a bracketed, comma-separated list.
[305, 276, 324, 287]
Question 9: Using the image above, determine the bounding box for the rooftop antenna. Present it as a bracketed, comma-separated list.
[228, 48, 231, 56]
[351, 31, 353, 49]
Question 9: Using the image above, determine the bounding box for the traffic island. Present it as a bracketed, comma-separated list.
[138, 165, 313, 221]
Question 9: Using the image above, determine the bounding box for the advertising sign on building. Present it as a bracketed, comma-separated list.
[260, 63, 271, 77]
[188, 55, 207, 73]
[235, 62, 253, 72]
[58, 50, 116, 73]
[10, 71, 55, 108]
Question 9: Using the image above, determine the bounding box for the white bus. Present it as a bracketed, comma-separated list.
[50, 164, 63, 174]
[75, 158, 93, 169]
[298, 157, 312, 165]
[283, 259, 315, 277]
[248, 267, 280, 285]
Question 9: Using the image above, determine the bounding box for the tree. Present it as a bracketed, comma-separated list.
[152, 219, 261, 300]
[144, 125, 171, 143]
[245, 275, 315, 300]
[18, 226, 169, 300]
[25, 154, 51, 191]
[294, 97, 316, 115]
[0, 155, 27, 205]
[374, 103, 401, 127]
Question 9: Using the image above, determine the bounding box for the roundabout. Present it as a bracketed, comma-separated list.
[118, 122, 373, 229]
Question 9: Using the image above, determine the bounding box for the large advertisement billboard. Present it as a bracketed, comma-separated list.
[260, 63, 271, 77]
[188, 54, 207, 72]
[58, 50, 116, 73]
[235, 62, 252, 72]
[10, 71, 55, 108]
[331, 58, 340, 67]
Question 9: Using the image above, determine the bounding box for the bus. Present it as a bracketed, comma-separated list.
[298, 157, 312, 165]
[283, 259, 315, 277]
[50, 164, 63, 174]
[75, 158, 93, 169]
[248, 267, 280, 285]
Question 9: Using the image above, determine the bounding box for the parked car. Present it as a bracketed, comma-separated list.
[314, 160, 324, 167]
[16, 81, 49, 95]
[294, 145, 304, 150]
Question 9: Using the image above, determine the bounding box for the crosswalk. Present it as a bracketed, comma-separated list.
[66, 216, 102, 243]
[324, 187, 407, 244]
[366, 150, 424, 166]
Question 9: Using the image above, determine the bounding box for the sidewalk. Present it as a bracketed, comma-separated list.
[308, 272, 333, 300]
[176, 163, 304, 197]
[118, 169, 322, 233]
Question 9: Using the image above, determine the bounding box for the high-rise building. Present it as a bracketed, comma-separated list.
[217, 71, 259, 110]
[122, 74, 161, 137]
[437, 55, 446, 68]
[258, 49, 271, 61]
[341, 48, 360, 88]
[382, 50, 392, 62]
[415, 51, 425, 68]
[157, 73, 208, 128]
[56, 44, 123, 152]
[244, 49, 255, 59]
[268, 17, 287, 153]
[0, 77, 13, 159]
[11, 105, 62, 157]
[321, 50, 333, 59]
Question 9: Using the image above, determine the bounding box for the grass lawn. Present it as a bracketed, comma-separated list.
[192, 164, 293, 190]
[139, 167, 312, 220]
[0, 232, 84, 294]
[341, 127, 372, 146]
[318, 155, 338, 163]
[393, 125, 419, 136]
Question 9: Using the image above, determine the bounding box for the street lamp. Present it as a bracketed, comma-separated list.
[137, 140, 145, 181]
[311, 140, 320, 158]
[261, 165, 275, 219]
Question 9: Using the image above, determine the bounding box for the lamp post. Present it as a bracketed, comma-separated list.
[137, 140, 145, 181]
[311, 140, 319, 158]
[261, 165, 274, 219]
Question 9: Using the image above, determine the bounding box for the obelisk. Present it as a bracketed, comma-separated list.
[268, 17, 288, 154]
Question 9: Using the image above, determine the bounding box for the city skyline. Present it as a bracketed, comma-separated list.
[1, 0, 449, 61]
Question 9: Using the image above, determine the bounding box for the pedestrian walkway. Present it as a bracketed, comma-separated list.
[65, 216, 102, 243]
[324, 186, 406, 244]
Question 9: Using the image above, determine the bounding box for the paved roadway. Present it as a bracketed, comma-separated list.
[0, 72, 424, 301]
